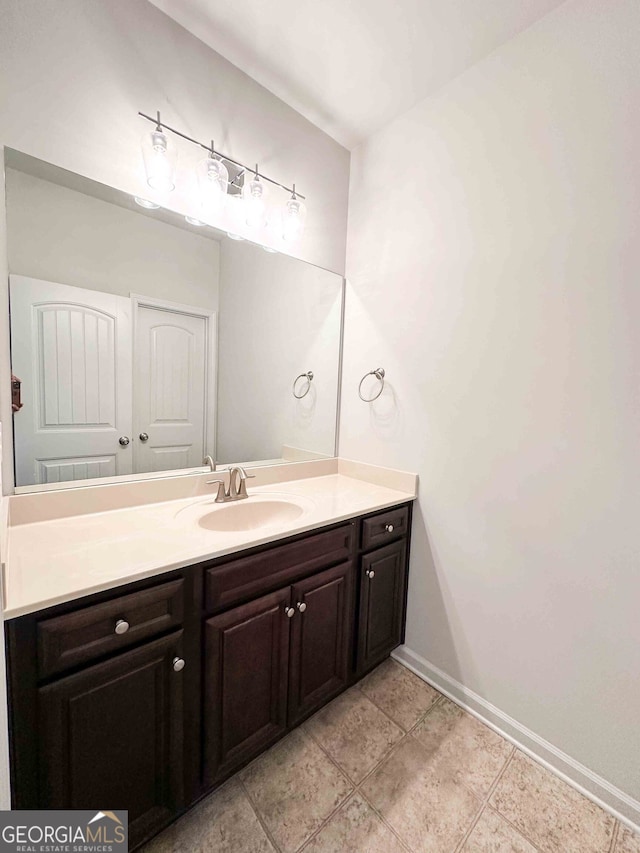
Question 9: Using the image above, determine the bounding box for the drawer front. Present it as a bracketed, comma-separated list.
[37, 579, 184, 678]
[205, 524, 354, 613]
[361, 505, 409, 551]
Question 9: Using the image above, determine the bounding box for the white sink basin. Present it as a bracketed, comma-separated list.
[198, 499, 305, 532]
[174, 493, 315, 533]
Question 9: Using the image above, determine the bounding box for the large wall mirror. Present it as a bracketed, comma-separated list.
[4, 150, 344, 492]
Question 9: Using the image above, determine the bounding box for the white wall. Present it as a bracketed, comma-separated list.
[6, 169, 220, 309]
[341, 0, 640, 809]
[217, 239, 342, 463]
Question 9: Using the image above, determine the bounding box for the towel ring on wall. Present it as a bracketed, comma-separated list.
[358, 368, 385, 402]
[293, 371, 314, 399]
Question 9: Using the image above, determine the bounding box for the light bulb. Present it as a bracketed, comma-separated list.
[141, 124, 176, 193]
[197, 149, 228, 222]
[282, 187, 306, 242]
[243, 168, 267, 227]
[185, 216, 205, 226]
[134, 197, 160, 209]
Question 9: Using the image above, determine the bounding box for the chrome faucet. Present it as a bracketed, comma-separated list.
[206, 465, 255, 503]
[228, 466, 255, 500]
[203, 455, 215, 472]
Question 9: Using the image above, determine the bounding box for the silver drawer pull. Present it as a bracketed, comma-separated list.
[285, 606, 295, 618]
[366, 569, 375, 579]
[296, 601, 307, 613]
[385, 523, 394, 533]
[114, 619, 130, 635]
[172, 657, 185, 672]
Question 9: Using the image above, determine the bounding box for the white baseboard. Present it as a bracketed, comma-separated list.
[392, 645, 640, 834]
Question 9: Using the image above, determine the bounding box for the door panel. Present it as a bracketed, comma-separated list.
[10, 275, 132, 486]
[203, 587, 290, 787]
[288, 561, 353, 726]
[134, 305, 208, 473]
[357, 540, 407, 674]
[37, 632, 184, 849]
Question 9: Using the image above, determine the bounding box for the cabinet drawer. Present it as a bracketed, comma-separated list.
[37, 579, 184, 678]
[361, 505, 409, 551]
[205, 524, 354, 613]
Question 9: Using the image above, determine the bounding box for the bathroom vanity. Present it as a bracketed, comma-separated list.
[3, 467, 415, 849]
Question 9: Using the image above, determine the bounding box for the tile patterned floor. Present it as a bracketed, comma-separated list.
[141, 659, 640, 853]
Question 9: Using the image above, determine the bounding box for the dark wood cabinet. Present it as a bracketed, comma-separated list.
[203, 587, 290, 786]
[6, 501, 412, 851]
[38, 631, 185, 849]
[357, 539, 408, 674]
[203, 560, 354, 783]
[288, 561, 353, 725]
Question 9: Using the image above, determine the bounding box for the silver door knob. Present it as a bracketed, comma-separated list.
[172, 657, 185, 672]
[366, 569, 375, 579]
[385, 523, 394, 533]
[139, 432, 149, 442]
[296, 601, 307, 613]
[284, 606, 295, 618]
[114, 619, 129, 635]
[119, 436, 130, 446]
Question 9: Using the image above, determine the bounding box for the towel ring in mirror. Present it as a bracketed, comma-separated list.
[293, 370, 314, 399]
[358, 367, 385, 402]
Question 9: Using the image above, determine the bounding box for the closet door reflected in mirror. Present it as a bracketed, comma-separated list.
[5, 149, 343, 491]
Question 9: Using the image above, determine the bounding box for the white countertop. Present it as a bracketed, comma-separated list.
[3, 470, 416, 619]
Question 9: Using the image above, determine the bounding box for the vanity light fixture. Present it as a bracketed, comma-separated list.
[141, 112, 177, 193]
[243, 165, 267, 227]
[197, 141, 229, 221]
[138, 111, 307, 241]
[185, 216, 206, 226]
[282, 184, 307, 242]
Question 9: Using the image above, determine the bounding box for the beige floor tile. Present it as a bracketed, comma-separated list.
[412, 698, 512, 798]
[304, 686, 404, 783]
[617, 826, 640, 853]
[460, 807, 537, 852]
[358, 659, 440, 730]
[490, 751, 615, 853]
[139, 779, 275, 853]
[303, 793, 407, 853]
[241, 728, 353, 853]
[361, 735, 482, 852]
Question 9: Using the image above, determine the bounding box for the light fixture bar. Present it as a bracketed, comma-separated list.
[138, 111, 306, 200]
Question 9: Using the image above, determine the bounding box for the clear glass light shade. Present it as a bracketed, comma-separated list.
[197, 156, 229, 220]
[243, 175, 267, 227]
[141, 129, 176, 193]
[282, 194, 307, 242]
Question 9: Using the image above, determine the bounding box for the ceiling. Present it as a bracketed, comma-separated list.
[149, 0, 567, 149]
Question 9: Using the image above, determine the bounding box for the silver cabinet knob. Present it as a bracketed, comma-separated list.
[385, 523, 394, 533]
[366, 569, 375, 579]
[284, 606, 295, 618]
[119, 436, 130, 447]
[114, 619, 129, 635]
[172, 657, 185, 672]
[139, 432, 149, 442]
[296, 601, 307, 613]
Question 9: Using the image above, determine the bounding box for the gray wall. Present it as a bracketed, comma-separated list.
[340, 0, 640, 812]
[217, 239, 342, 464]
[6, 169, 220, 309]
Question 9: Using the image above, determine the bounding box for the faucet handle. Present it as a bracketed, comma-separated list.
[206, 478, 228, 502]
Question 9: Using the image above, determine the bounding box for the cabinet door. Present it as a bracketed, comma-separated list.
[288, 561, 353, 726]
[357, 540, 407, 674]
[38, 631, 185, 849]
[203, 587, 291, 787]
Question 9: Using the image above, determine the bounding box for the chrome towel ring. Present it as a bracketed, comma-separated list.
[293, 371, 314, 399]
[358, 367, 385, 402]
